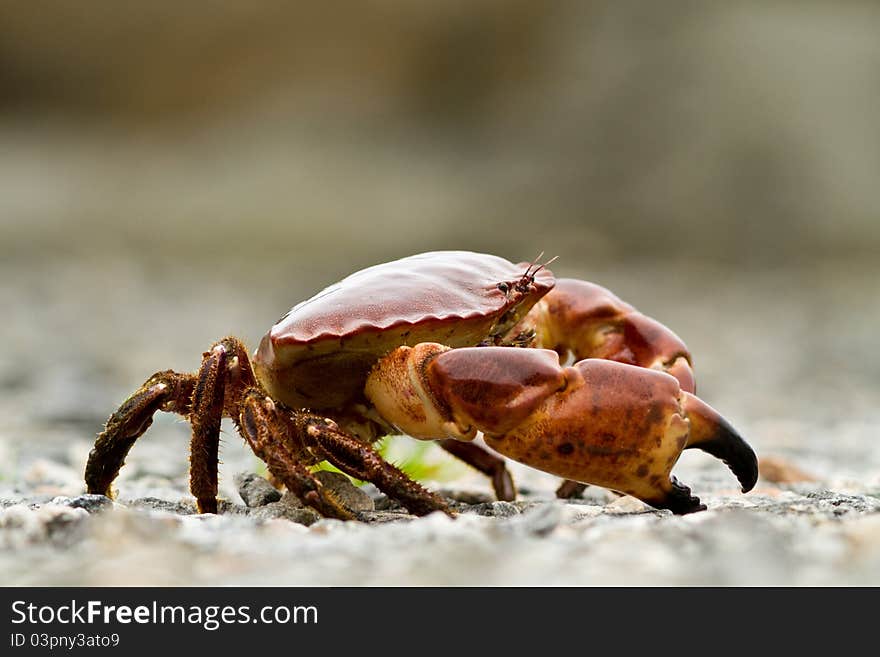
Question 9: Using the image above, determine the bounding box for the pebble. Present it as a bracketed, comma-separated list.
[235, 472, 282, 507]
[465, 501, 521, 518]
[314, 471, 375, 513]
[234, 470, 375, 515]
[605, 495, 654, 514]
[50, 494, 114, 513]
[126, 497, 198, 515]
[250, 500, 321, 527]
[355, 510, 417, 524]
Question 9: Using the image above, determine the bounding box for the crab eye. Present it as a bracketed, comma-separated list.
[497, 282, 510, 293]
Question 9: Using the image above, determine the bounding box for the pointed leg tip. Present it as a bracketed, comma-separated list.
[196, 498, 218, 514]
[555, 480, 588, 500]
[494, 471, 517, 502]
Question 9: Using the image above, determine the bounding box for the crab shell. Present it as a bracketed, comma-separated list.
[254, 251, 556, 410]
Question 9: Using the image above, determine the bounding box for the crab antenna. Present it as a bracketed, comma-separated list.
[529, 251, 545, 275]
[540, 254, 560, 270]
[517, 252, 558, 291]
[525, 253, 559, 279]
[520, 251, 545, 280]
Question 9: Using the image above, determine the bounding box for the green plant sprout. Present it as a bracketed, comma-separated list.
[254, 435, 466, 487]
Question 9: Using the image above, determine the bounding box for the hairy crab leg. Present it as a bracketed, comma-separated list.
[87, 334, 450, 518]
[86, 336, 261, 513]
[289, 415, 453, 517]
[86, 370, 195, 498]
[188, 344, 228, 513]
[438, 439, 516, 501]
[189, 337, 262, 513]
[237, 389, 355, 520]
[366, 344, 757, 514]
[238, 393, 450, 517]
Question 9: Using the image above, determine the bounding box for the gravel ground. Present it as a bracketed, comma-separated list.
[2, 257, 878, 586]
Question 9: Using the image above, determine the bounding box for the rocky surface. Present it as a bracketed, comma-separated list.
[1, 461, 879, 586]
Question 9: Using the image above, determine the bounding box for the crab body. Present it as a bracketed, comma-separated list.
[86, 251, 757, 518]
[255, 251, 553, 411]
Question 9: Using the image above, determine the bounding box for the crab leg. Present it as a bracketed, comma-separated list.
[438, 439, 516, 501]
[188, 344, 230, 513]
[287, 414, 453, 517]
[86, 370, 195, 499]
[366, 344, 757, 514]
[237, 389, 356, 520]
[85, 337, 256, 513]
[238, 390, 452, 517]
[87, 334, 451, 517]
[554, 480, 589, 499]
[189, 337, 264, 513]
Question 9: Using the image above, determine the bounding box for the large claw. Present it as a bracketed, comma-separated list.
[366, 344, 757, 514]
[509, 278, 697, 393]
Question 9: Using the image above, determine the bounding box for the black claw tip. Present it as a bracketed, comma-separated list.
[690, 417, 759, 494]
[652, 477, 706, 515]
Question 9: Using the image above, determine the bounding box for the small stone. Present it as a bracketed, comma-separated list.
[578, 487, 621, 505]
[127, 497, 197, 515]
[235, 472, 282, 508]
[51, 494, 114, 513]
[491, 501, 521, 517]
[465, 500, 521, 517]
[253, 501, 321, 526]
[314, 471, 375, 512]
[605, 495, 653, 514]
[355, 510, 417, 524]
[217, 500, 251, 516]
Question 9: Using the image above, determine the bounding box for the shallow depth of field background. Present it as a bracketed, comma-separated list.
[1, 2, 878, 514]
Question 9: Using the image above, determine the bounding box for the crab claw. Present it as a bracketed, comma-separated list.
[509, 278, 697, 393]
[366, 344, 757, 514]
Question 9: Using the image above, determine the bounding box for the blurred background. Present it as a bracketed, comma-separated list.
[1, 1, 878, 500]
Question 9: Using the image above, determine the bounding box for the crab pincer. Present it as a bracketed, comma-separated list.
[366, 344, 756, 514]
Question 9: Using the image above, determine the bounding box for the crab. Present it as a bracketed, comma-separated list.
[85, 250, 757, 519]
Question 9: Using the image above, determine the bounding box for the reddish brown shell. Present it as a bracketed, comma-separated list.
[254, 251, 555, 409]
